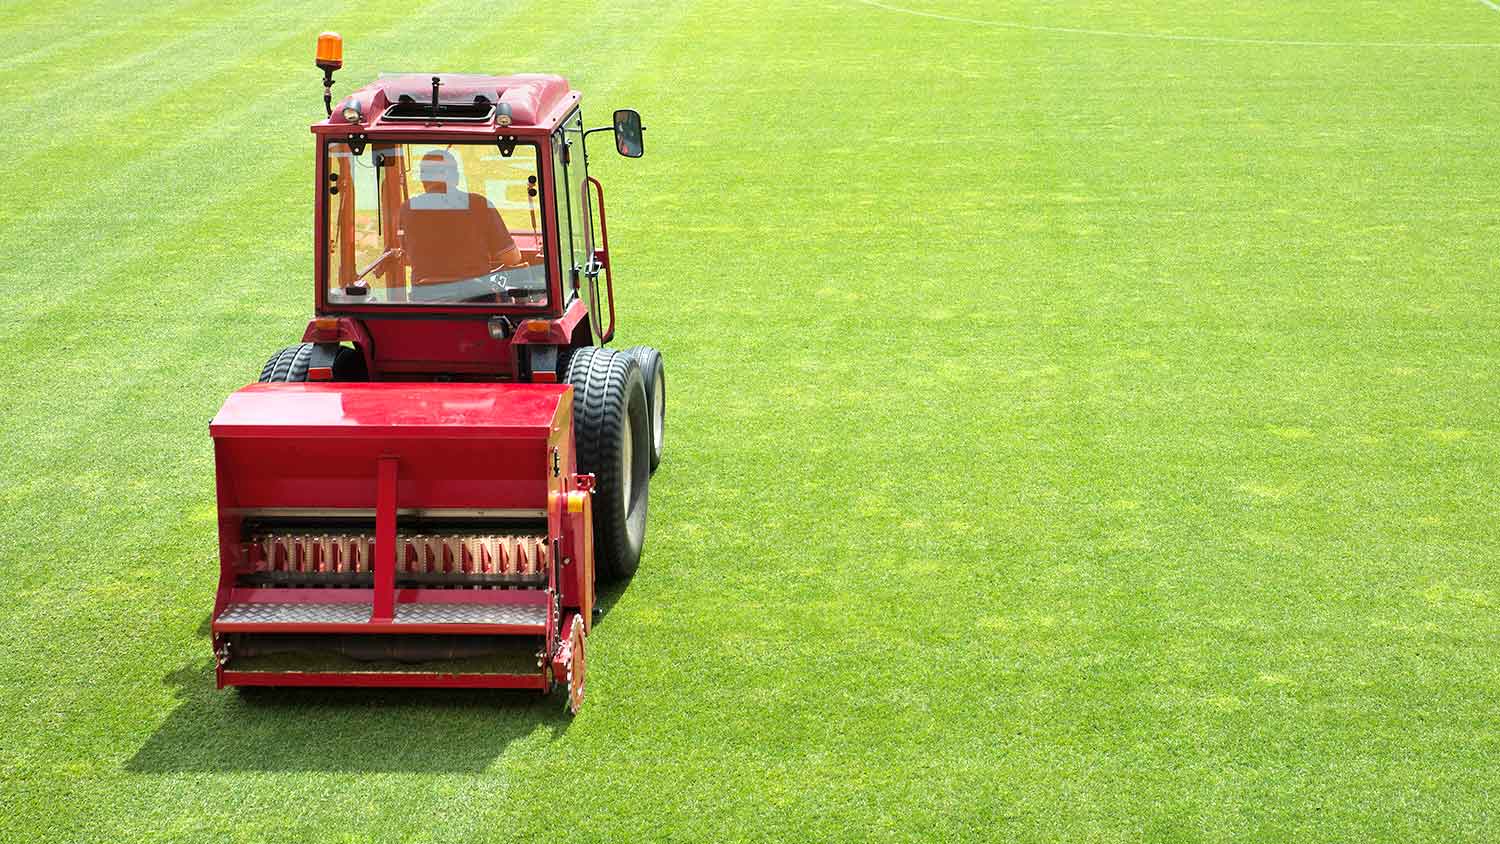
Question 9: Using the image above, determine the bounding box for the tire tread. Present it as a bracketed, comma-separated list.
[566, 347, 649, 581]
[258, 343, 315, 383]
[624, 345, 665, 472]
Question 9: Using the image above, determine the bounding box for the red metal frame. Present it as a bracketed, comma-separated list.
[372, 456, 398, 621]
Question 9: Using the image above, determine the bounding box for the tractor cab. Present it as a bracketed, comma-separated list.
[308, 61, 643, 379]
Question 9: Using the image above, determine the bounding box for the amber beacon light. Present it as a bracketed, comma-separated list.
[315, 32, 343, 115]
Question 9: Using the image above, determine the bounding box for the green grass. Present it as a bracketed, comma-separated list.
[2, 0, 1499, 840]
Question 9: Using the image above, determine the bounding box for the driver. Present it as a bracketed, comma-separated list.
[400, 149, 523, 300]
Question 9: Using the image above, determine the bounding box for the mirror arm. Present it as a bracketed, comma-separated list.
[580, 125, 614, 165]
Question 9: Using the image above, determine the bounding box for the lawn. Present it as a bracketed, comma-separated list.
[2, 0, 1498, 841]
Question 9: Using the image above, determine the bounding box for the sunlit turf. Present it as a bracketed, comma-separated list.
[2, 0, 1498, 840]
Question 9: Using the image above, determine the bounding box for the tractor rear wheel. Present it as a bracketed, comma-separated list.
[258, 343, 315, 382]
[565, 346, 651, 581]
[625, 346, 665, 474]
[258, 344, 366, 382]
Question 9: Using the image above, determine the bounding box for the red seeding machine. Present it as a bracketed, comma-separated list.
[206, 34, 664, 712]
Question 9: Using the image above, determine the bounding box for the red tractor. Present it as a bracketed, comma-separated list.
[204, 34, 664, 712]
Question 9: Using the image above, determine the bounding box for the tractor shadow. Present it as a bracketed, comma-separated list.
[126, 659, 573, 773]
[129, 581, 634, 774]
[593, 577, 631, 621]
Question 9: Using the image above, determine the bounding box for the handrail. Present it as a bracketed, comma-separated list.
[586, 175, 616, 343]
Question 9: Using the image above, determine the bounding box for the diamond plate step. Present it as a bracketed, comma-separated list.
[218, 602, 371, 625]
[392, 603, 547, 626]
[214, 601, 549, 630]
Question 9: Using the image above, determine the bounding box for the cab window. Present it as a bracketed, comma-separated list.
[325, 140, 546, 306]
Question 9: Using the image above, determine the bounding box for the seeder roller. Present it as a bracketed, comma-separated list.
[243, 532, 553, 588]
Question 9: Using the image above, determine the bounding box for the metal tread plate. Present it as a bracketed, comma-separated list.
[216, 601, 547, 628]
[393, 603, 547, 626]
[218, 602, 371, 625]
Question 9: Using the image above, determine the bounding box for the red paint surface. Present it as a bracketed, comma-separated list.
[212, 382, 568, 436]
[321, 74, 574, 133]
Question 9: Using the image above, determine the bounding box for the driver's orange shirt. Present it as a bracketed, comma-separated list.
[400, 191, 522, 284]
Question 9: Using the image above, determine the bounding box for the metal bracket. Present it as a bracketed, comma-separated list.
[529, 344, 559, 380]
[372, 457, 399, 622]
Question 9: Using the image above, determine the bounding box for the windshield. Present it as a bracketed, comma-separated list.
[324, 140, 547, 307]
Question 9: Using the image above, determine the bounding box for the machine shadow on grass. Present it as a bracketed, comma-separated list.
[126, 660, 572, 773]
[131, 581, 633, 774]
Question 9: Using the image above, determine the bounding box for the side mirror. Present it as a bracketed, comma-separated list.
[613, 109, 644, 158]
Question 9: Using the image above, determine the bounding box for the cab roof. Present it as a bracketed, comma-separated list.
[313, 73, 578, 136]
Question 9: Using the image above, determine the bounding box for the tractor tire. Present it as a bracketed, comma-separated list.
[625, 346, 665, 473]
[258, 343, 315, 382]
[257, 344, 366, 382]
[565, 346, 651, 582]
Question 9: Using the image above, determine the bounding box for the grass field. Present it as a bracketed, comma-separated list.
[3, 1, 1499, 841]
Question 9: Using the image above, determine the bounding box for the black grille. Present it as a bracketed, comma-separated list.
[383, 96, 495, 122]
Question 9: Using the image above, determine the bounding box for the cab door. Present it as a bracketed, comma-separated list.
[552, 110, 602, 343]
